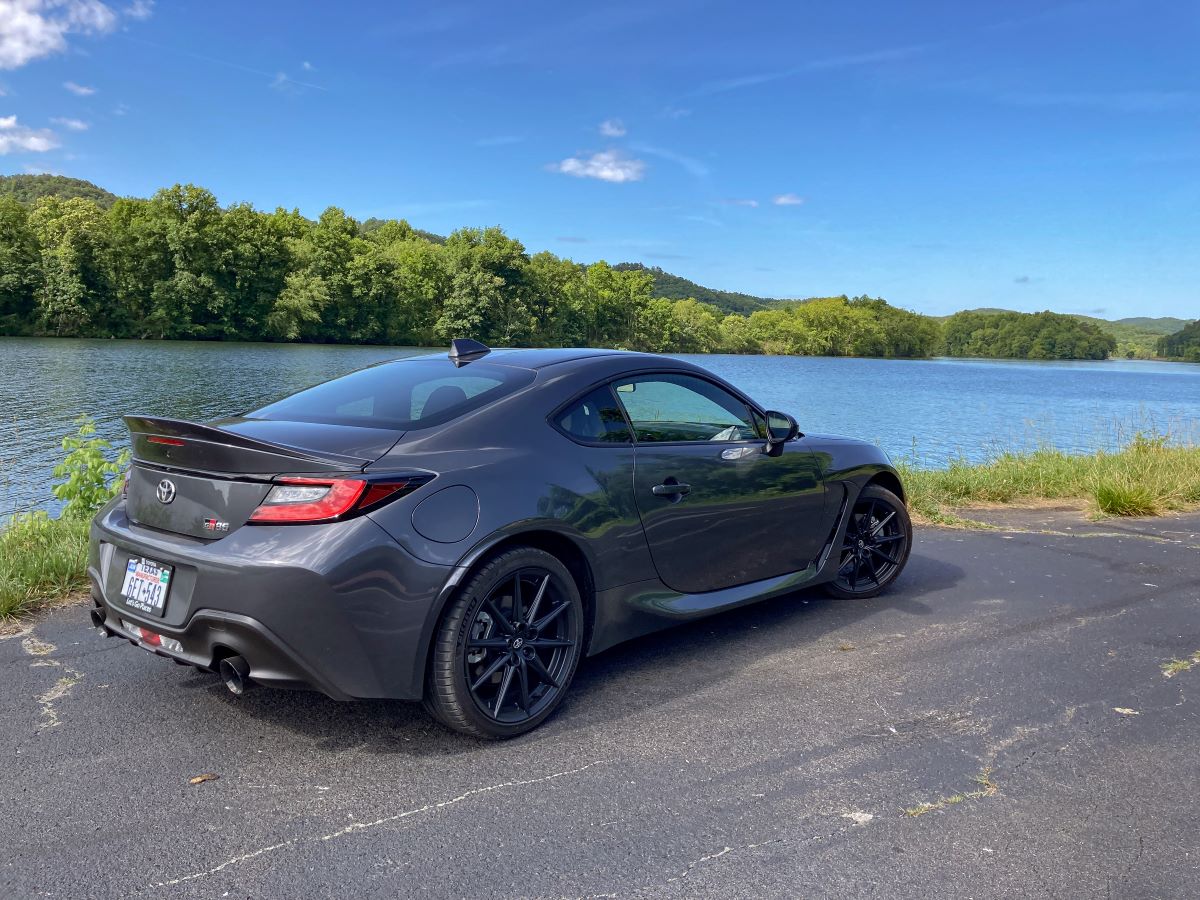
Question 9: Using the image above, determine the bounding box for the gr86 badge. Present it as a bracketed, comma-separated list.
[202, 518, 229, 533]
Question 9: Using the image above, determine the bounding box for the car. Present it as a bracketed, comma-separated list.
[89, 340, 912, 738]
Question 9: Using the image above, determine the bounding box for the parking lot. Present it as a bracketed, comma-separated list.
[4, 510, 1199, 898]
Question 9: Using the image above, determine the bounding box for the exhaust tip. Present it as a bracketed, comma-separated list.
[218, 656, 253, 695]
[89, 607, 108, 635]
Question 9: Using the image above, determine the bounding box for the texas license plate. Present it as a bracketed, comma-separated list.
[120, 557, 173, 617]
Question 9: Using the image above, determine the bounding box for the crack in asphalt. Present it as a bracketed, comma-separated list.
[151, 762, 604, 889]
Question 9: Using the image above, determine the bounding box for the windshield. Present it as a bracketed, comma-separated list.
[247, 358, 535, 430]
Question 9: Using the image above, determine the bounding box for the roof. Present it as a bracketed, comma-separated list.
[410, 346, 663, 370]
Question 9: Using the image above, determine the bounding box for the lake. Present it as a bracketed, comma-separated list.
[2, 337, 1198, 519]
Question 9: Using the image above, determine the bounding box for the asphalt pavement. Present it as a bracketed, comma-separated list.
[3, 509, 1199, 899]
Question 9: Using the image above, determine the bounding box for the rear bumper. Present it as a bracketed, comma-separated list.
[89, 499, 463, 700]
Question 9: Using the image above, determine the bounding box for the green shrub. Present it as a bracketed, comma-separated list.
[51, 415, 129, 517]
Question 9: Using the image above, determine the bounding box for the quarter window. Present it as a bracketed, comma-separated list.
[612, 374, 758, 443]
[554, 386, 632, 444]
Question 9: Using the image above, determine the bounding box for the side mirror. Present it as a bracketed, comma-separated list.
[764, 410, 800, 453]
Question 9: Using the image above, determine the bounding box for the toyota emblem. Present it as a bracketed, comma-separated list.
[156, 479, 177, 504]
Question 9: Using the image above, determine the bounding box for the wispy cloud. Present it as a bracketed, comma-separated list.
[476, 135, 523, 147]
[660, 106, 691, 119]
[550, 150, 645, 183]
[1000, 90, 1196, 113]
[598, 118, 626, 137]
[630, 142, 708, 177]
[269, 70, 326, 94]
[124, 0, 154, 20]
[64, 80, 96, 96]
[773, 193, 805, 206]
[112, 102, 129, 115]
[0, 0, 138, 70]
[720, 198, 759, 208]
[683, 214, 723, 227]
[692, 43, 930, 97]
[0, 115, 59, 154]
[301, 60, 314, 71]
[50, 116, 88, 130]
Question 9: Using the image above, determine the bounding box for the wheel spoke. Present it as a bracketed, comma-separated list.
[870, 511, 895, 537]
[484, 599, 514, 635]
[511, 573, 524, 624]
[526, 652, 559, 689]
[525, 574, 550, 625]
[533, 601, 569, 631]
[869, 547, 899, 566]
[849, 556, 859, 589]
[531, 638, 574, 649]
[470, 652, 510, 691]
[467, 637, 509, 650]
[493, 664, 515, 716]
[516, 659, 530, 713]
[874, 533, 905, 544]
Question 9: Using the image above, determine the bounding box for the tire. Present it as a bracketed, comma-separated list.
[424, 546, 584, 739]
[824, 484, 912, 600]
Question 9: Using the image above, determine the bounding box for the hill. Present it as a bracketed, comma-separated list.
[935, 307, 1187, 359]
[614, 263, 778, 315]
[0, 174, 119, 208]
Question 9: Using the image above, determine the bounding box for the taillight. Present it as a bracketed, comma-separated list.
[247, 476, 425, 525]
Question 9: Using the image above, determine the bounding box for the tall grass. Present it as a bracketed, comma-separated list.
[900, 433, 1200, 522]
[0, 513, 90, 619]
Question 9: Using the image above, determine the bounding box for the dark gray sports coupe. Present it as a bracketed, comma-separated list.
[89, 340, 911, 737]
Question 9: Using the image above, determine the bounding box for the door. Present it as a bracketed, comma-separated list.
[614, 372, 826, 594]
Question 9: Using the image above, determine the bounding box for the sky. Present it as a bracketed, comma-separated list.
[0, 0, 1197, 319]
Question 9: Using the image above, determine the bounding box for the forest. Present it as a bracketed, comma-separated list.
[0, 177, 1151, 361]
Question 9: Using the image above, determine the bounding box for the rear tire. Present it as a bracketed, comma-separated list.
[824, 484, 911, 599]
[424, 547, 584, 739]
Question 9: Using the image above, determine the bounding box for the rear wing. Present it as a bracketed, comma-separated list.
[124, 416, 371, 475]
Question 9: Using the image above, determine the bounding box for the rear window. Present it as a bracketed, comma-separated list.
[247, 358, 535, 430]
[554, 386, 631, 444]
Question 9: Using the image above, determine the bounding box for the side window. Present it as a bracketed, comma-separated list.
[410, 376, 504, 421]
[613, 374, 758, 443]
[554, 386, 632, 444]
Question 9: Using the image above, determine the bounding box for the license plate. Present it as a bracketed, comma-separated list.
[119, 557, 173, 617]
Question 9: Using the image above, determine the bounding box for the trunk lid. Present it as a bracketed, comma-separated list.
[123, 415, 404, 539]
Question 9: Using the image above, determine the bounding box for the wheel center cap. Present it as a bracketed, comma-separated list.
[511, 637, 524, 649]
[857, 539, 865, 549]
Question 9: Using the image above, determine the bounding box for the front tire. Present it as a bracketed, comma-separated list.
[824, 484, 912, 599]
[425, 547, 584, 739]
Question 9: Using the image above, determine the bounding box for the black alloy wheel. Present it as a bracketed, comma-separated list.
[426, 547, 584, 738]
[825, 484, 912, 599]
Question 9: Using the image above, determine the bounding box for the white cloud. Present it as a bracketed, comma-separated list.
[64, 80, 96, 95]
[0, 114, 60, 153]
[301, 60, 314, 71]
[723, 198, 759, 207]
[599, 118, 626, 137]
[0, 0, 119, 70]
[773, 193, 805, 206]
[124, 0, 153, 19]
[551, 150, 645, 183]
[51, 116, 88, 130]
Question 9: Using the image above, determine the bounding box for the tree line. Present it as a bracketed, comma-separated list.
[0, 182, 1122, 360]
[1157, 321, 1200, 362]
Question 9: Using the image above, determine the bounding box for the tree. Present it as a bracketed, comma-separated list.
[0, 197, 40, 332]
[28, 197, 112, 336]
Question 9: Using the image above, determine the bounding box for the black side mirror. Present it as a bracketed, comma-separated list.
[764, 410, 800, 453]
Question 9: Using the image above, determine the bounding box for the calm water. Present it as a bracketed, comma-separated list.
[2, 337, 1198, 519]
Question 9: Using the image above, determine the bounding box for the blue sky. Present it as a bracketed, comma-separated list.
[1, 1, 1196, 318]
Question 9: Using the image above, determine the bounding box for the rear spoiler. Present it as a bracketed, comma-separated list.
[124, 416, 371, 475]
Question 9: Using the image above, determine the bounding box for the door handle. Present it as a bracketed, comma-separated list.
[651, 481, 691, 497]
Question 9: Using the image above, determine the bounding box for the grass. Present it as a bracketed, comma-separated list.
[899, 433, 1200, 523]
[905, 768, 999, 817]
[0, 512, 90, 620]
[1162, 651, 1200, 678]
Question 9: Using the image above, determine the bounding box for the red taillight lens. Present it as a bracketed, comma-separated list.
[147, 435, 186, 447]
[248, 478, 366, 524]
[247, 477, 424, 525]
